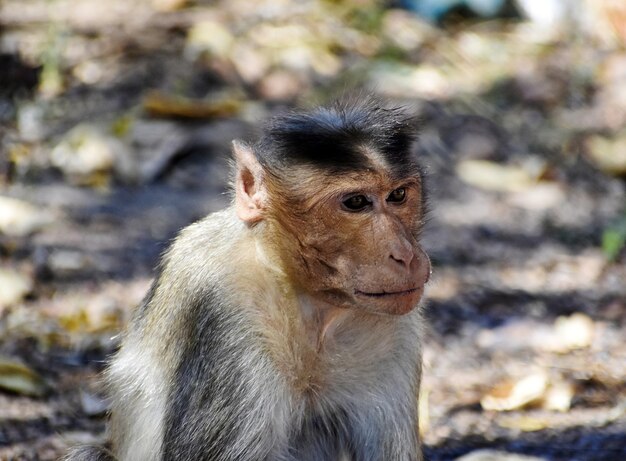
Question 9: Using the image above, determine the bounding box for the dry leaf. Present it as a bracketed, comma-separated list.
[186, 20, 234, 59]
[478, 313, 596, 354]
[477, 319, 554, 352]
[59, 308, 91, 334]
[507, 183, 565, 210]
[548, 313, 595, 353]
[143, 91, 241, 119]
[586, 133, 626, 176]
[50, 124, 135, 186]
[381, 9, 434, 52]
[0, 268, 33, 309]
[499, 416, 550, 432]
[257, 70, 306, 102]
[0, 196, 53, 237]
[456, 160, 538, 192]
[455, 449, 547, 460]
[151, 0, 188, 12]
[369, 63, 451, 99]
[543, 381, 574, 412]
[230, 43, 270, 84]
[0, 356, 47, 397]
[481, 372, 548, 411]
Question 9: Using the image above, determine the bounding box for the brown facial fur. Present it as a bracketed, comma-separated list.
[259, 161, 430, 316]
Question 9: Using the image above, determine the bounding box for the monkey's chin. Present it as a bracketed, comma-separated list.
[354, 287, 423, 316]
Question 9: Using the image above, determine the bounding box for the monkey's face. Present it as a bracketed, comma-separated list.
[270, 169, 431, 316]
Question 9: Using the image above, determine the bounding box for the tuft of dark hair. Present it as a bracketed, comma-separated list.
[254, 96, 420, 176]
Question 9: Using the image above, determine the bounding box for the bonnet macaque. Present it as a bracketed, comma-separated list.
[66, 97, 431, 461]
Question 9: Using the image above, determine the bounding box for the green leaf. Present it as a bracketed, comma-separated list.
[602, 227, 626, 261]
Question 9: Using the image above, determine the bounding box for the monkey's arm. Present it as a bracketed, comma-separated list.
[107, 214, 291, 461]
[62, 446, 116, 461]
[161, 292, 289, 461]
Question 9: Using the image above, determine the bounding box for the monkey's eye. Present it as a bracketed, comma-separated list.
[342, 195, 371, 211]
[387, 187, 407, 204]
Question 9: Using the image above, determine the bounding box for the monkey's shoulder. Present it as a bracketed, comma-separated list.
[170, 207, 242, 258]
[132, 208, 247, 322]
[159, 208, 248, 281]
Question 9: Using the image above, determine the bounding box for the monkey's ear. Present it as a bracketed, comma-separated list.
[233, 140, 266, 224]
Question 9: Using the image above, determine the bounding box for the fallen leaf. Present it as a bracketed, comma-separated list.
[17, 103, 47, 142]
[48, 250, 90, 275]
[381, 9, 434, 52]
[477, 312, 598, 355]
[50, 124, 135, 186]
[143, 91, 241, 119]
[230, 43, 270, 84]
[0, 268, 33, 310]
[58, 308, 90, 334]
[481, 372, 548, 411]
[369, 63, 451, 99]
[499, 416, 550, 432]
[0, 196, 53, 236]
[186, 20, 234, 59]
[257, 70, 306, 101]
[456, 160, 538, 192]
[455, 449, 547, 460]
[550, 313, 595, 353]
[151, 0, 187, 12]
[0, 356, 47, 397]
[507, 182, 565, 210]
[602, 399, 626, 426]
[543, 381, 574, 412]
[586, 132, 626, 176]
[477, 319, 555, 352]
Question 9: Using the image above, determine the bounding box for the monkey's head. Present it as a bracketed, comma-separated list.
[233, 98, 431, 316]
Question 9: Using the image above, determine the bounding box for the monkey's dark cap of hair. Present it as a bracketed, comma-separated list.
[255, 98, 420, 174]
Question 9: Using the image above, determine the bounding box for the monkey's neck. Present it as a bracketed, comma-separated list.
[251, 233, 348, 351]
[298, 295, 349, 351]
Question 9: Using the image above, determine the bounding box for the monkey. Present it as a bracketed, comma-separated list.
[64, 97, 431, 461]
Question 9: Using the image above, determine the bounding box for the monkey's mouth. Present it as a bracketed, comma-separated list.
[355, 287, 420, 298]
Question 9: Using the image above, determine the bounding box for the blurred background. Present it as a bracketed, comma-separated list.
[1, 0, 625, 459]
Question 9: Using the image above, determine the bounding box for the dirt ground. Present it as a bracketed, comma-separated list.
[1, 1, 625, 459]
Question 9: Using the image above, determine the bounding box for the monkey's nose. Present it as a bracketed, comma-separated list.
[389, 240, 414, 269]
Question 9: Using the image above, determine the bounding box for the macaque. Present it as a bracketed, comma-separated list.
[65, 97, 431, 461]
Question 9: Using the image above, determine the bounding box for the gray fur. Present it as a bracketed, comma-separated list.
[65, 209, 424, 461]
[62, 445, 116, 461]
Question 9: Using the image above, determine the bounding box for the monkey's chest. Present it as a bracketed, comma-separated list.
[276, 327, 402, 400]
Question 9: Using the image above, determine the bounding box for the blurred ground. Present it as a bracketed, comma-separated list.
[1, 0, 625, 459]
